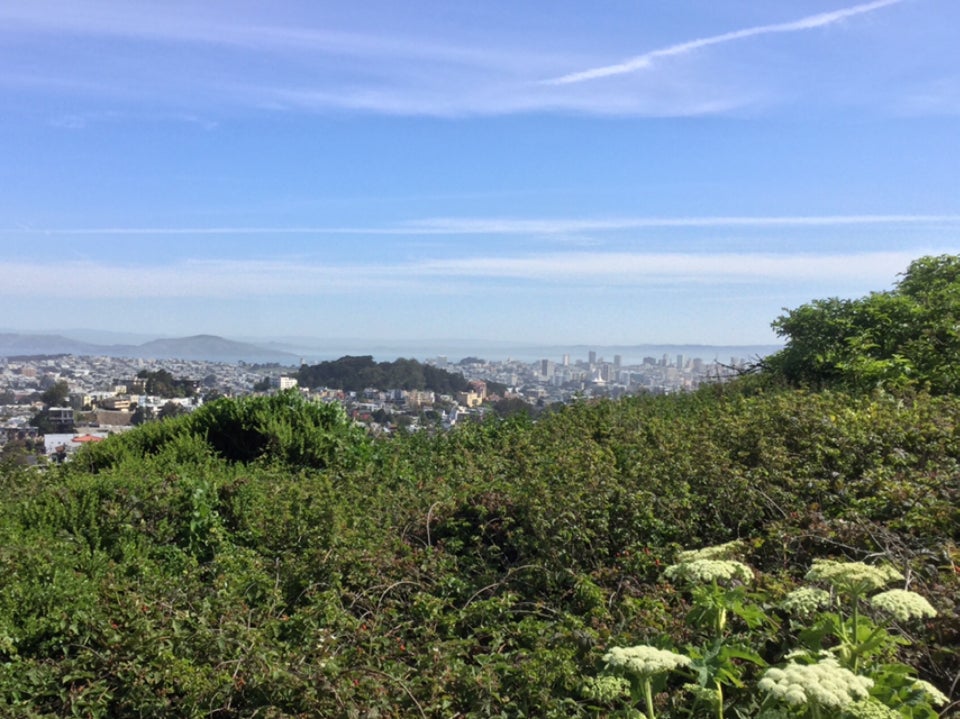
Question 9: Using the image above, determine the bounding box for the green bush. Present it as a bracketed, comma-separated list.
[1, 385, 958, 716]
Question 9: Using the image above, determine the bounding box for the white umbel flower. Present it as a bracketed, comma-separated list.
[911, 679, 949, 706]
[805, 559, 902, 595]
[758, 657, 873, 709]
[603, 645, 691, 678]
[869, 589, 937, 622]
[664, 559, 753, 585]
[781, 587, 832, 616]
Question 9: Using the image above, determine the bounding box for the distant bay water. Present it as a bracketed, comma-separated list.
[269, 339, 783, 367]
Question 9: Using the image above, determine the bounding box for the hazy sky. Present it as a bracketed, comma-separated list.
[2, 0, 958, 345]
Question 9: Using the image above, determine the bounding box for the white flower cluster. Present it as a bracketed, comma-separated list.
[675, 540, 745, 563]
[758, 657, 873, 709]
[603, 645, 691, 678]
[912, 679, 949, 706]
[664, 559, 753, 585]
[781, 587, 832, 617]
[868, 589, 937, 622]
[805, 559, 902, 595]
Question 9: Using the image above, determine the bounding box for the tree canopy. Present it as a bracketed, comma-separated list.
[297, 355, 471, 394]
[134, 369, 198, 398]
[764, 254, 960, 393]
[40, 380, 70, 407]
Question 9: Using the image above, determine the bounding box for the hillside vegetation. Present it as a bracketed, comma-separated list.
[1, 257, 959, 718]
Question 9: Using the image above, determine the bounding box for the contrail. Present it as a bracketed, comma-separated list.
[545, 0, 905, 85]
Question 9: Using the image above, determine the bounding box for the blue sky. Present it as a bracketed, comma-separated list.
[1, 0, 958, 347]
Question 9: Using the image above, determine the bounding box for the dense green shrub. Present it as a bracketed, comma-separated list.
[1, 385, 958, 716]
[74, 390, 370, 473]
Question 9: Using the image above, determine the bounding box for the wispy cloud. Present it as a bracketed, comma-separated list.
[0, 250, 934, 300]
[0, 259, 422, 299]
[11, 214, 959, 238]
[46, 110, 218, 130]
[0, 2, 545, 85]
[418, 251, 921, 284]
[403, 213, 958, 235]
[0, 2, 563, 118]
[899, 77, 960, 116]
[545, 0, 905, 85]
[1, 0, 933, 117]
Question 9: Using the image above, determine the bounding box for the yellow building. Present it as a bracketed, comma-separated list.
[457, 390, 482, 408]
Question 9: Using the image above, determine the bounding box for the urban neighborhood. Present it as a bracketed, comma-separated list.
[1, 347, 749, 465]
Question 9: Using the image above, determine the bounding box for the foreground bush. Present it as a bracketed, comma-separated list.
[1, 387, 957, 716]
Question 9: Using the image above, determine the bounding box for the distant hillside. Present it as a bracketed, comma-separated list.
[134, 335, 297, 363]
[0, 332, 297, 364]
[0, 332, 105, 357]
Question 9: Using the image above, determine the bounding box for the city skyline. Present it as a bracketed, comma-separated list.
[2, 1, 958, 345]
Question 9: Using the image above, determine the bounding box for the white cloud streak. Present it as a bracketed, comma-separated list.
[1, 0, 933, 118]
[403, 213, 958, 235]
[545, 0, 905, 85]
[0, 251, 933, 300]
[0, 2, 567, 118]
[416, 251, 925, 284]
[11, 214, 959, 238]
[0, 2, 543, 82]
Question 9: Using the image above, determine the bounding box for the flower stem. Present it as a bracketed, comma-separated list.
[643, 677, 656, 719]
[851, 595, 860, 671]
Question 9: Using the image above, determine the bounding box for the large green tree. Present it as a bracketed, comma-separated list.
[764, 254, 960, 392]
[40, 380, 70, 407]
[135, 369, 197, 398]
[297, 355, 472, 393]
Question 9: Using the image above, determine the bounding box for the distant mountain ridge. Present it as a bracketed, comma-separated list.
[0, 333, 298, 364]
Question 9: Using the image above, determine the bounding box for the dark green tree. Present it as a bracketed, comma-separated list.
[158, 401, 187, 420]
[491, 396, 538, 419]
[764, 255, 960, 393]
[0, 437, 36, 467]
[130, 404, 154, 426]
[297, 355, 470, 393]
[40, 380, 70, 407]
[203, 389, 225, 403]
[136, 369, 197, 398]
